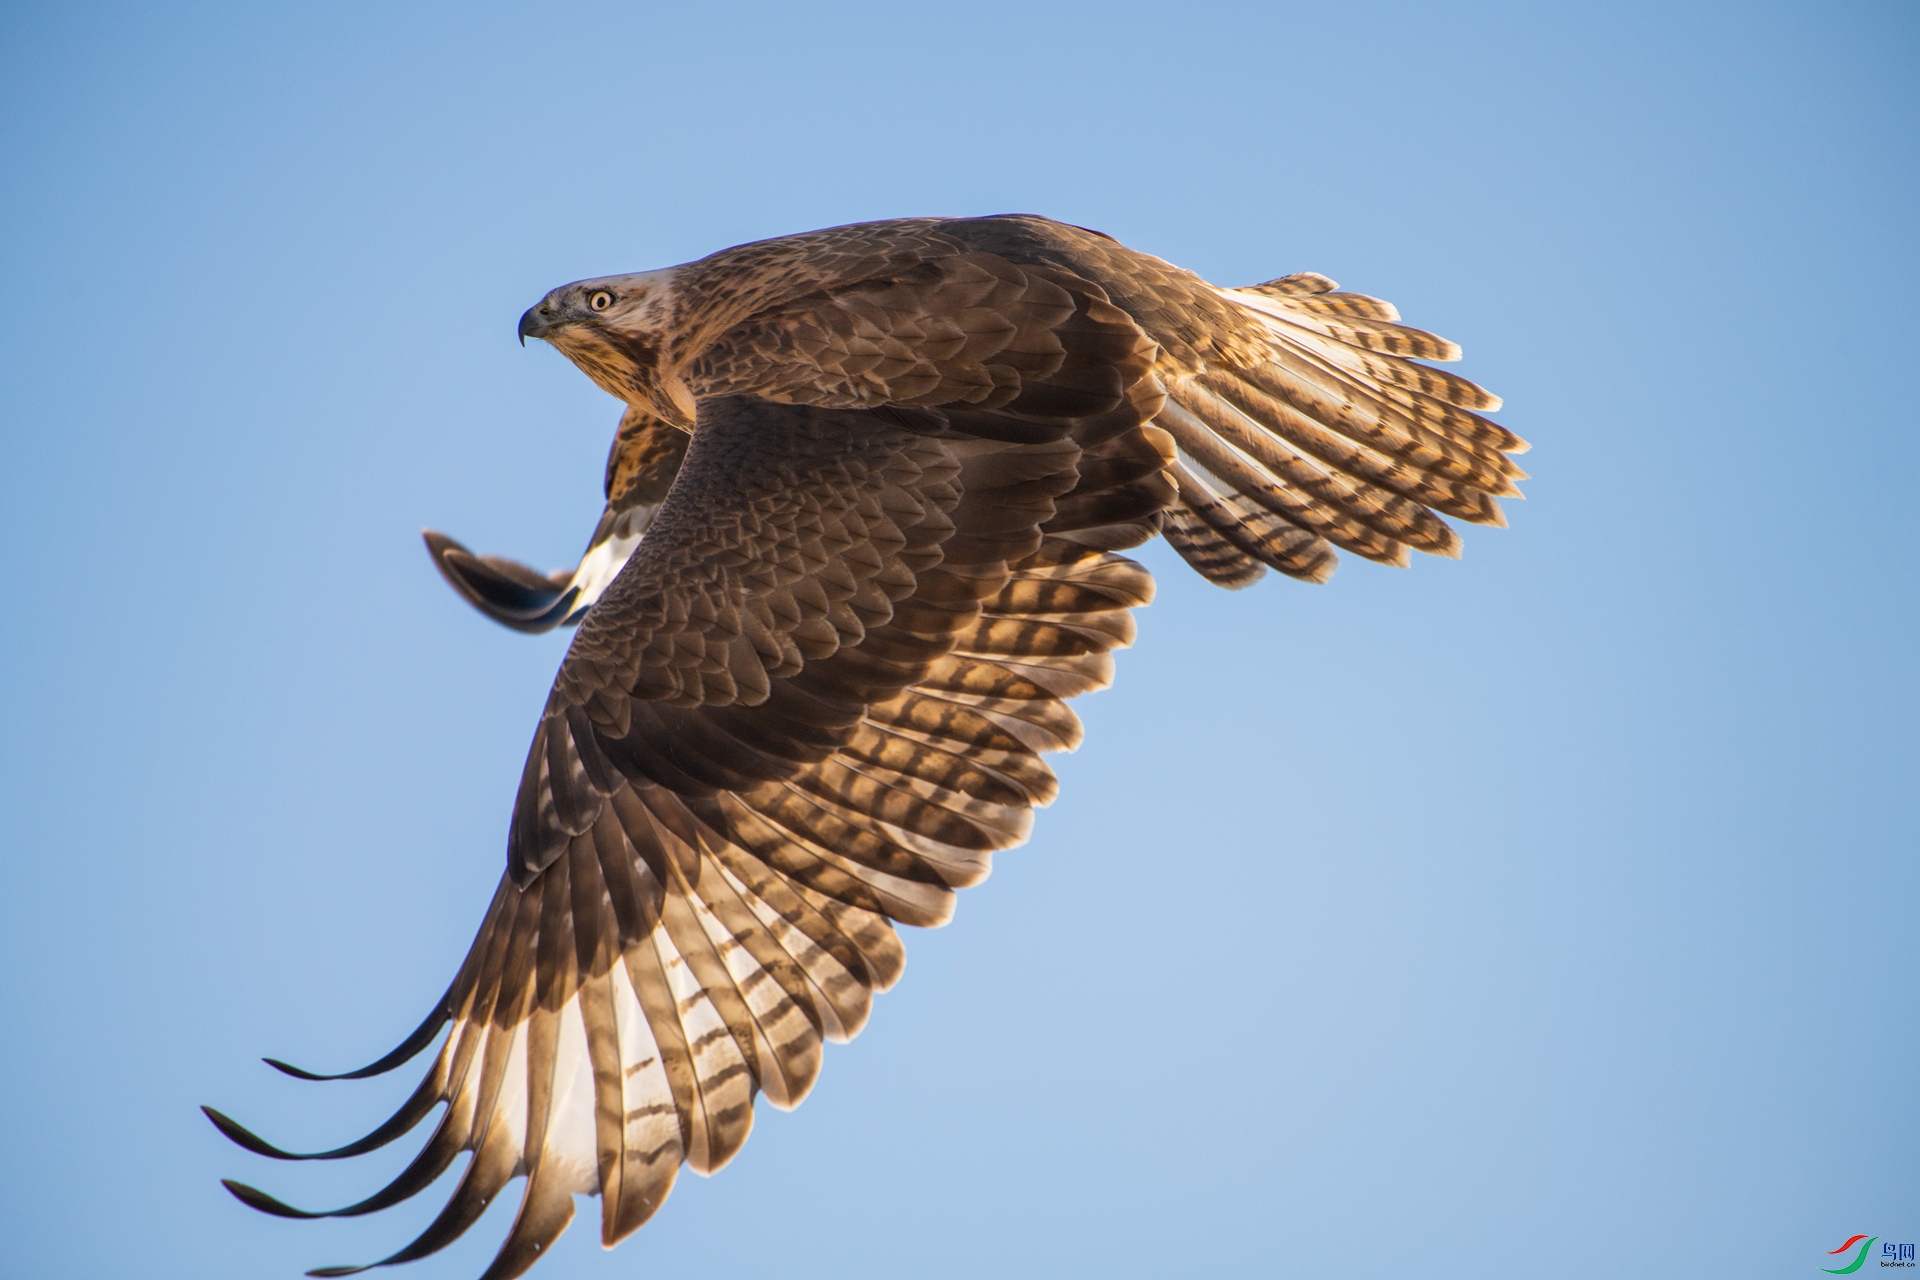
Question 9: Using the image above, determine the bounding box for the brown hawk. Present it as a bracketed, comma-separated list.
[207, 215, 1525, 1279]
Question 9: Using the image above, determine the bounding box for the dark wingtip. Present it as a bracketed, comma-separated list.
[260, 998, 453, 1082]
[204, 1073, 444, 1163]
[223, 1178, 327, 1220]
[204, 1106, 301, 1159]
[308, 1266, 373, 1278]
[263, 1056, 332, 1081]
[422, 529, 579, 634]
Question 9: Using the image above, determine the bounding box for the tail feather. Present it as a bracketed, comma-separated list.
[1244, 300, 1462, 363]
[1283, 290, 1400, 322]
[1168, 462, 1339, 582]
[1158, 401, 1408, 564]
[1160, 504, 1267, 588]
[1235, 343, 1526, 473]
[1207, 367, 1521, 502]
[1144, 273, 1526, 589]
[1229, 288, 1498, 407]
[1242, 271, 1339, 298]
[1172, 382, 1468, 551]
[1371, 375, 1527, 453]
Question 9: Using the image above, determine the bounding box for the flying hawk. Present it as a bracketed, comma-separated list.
[207, 215, 1525, 1279]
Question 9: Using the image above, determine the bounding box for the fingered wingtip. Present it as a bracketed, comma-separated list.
[203, 1105, 288, 1159]
[222, 1177, 327, 1220]
[263, 1056, 329, 1081]
[257, 997, 454, 1081]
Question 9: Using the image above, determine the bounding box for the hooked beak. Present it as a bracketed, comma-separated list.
[517, 306, 548, 347]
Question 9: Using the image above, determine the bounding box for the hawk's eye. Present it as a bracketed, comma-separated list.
[589, 290, 614, 312]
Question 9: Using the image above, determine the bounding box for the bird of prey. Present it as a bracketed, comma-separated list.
[207, 215, 1524, 1279]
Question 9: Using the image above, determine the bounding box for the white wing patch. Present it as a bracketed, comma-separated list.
[542, 997, 603, 1195]
[562, 505, 659, 622]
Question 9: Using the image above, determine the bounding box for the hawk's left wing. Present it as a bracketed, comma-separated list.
[425, 405, 690, 633]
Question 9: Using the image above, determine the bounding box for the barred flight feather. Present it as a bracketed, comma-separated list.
[1169, 459, 1338, 582]
[1160, 503, 1268, 588]
[1169, 385, 1468, 552]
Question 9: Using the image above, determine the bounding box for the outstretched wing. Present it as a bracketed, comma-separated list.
[213, 215, 1522, 1279]
[211, 258, 1173, 1279]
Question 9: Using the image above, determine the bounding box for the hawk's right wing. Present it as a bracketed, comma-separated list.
[210, 259, 1174, 1279]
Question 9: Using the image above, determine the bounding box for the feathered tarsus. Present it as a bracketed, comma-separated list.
[210, 215, 1522, 1280]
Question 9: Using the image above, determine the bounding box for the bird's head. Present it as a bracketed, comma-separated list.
[518, 269, 697, 428]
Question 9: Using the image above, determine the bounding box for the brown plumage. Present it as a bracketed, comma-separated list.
[208, 215, 1522, 1279]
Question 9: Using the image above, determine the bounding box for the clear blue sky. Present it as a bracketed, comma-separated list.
[1, 3, 1913, 1278]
